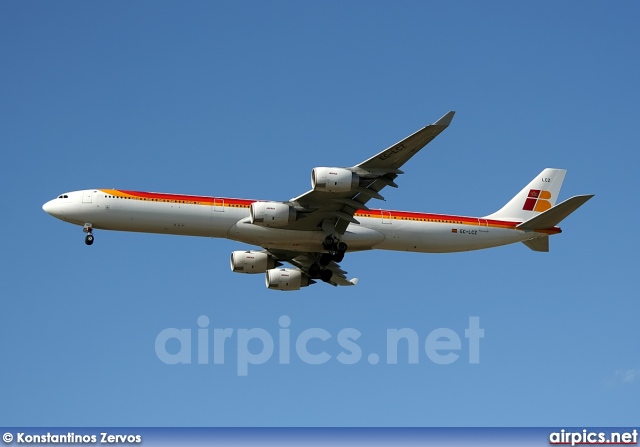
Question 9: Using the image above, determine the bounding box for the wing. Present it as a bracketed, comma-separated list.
[268, 249, 358, 287]
[285, 111, 455, 234]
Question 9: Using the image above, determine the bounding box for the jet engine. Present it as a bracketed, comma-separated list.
[311, 167, 359, 193]
[230, 251, 279, 273]
[265, 268, 314, 291]
[249, 201, 297, 227]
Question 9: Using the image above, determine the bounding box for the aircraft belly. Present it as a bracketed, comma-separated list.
[227, 221, 385, 252]
[227, 223, 326, 251]
[369, 220, 524, 253]
[65, 199, 243, 238]
[341, 225, 385, 251]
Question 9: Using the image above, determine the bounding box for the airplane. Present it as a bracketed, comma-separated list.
[42, 111, 593, 290]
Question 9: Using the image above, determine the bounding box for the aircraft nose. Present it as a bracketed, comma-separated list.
[42, 199, 62, 217]
[42, 200, 53, 214]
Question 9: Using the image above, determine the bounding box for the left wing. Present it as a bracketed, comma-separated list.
[285, 111, 455, 234]
[268, 249, 358, 287]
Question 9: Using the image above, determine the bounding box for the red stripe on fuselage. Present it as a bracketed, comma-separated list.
[109, 190, 561, 234]
[117, 190, 254, 207]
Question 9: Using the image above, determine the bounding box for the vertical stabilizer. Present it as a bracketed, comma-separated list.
[522, 236, 549, 252]
[484, 168, 566, 221]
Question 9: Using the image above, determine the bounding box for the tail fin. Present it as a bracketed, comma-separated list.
[484, 168, 567, 222]
[518, 194, 594, 252]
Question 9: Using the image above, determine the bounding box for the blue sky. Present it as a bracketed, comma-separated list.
[1, 1, 639, 427]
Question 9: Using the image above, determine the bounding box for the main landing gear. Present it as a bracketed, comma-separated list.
[308, 236, 349, 283]
[322, 235, 347, 262]
[83, 223, 94, 246]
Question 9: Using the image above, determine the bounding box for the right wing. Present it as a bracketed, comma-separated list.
[286, 111, 455, 234]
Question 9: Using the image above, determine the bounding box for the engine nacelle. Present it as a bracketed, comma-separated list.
[250, 201, 297, 227]
[265, 268, 312, 291]
[230, 251, 277, 274]
[311, 167, 359, 193]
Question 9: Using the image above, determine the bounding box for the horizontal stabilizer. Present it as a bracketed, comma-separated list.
[522, 236, 549, 252]
[517, 194, 594, 231]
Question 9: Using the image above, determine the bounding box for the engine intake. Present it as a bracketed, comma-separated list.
[250, 201, 297, 227]
[311, 167, 359, 193]
[265, 268, 313, 291]
[230, 251, 278, 273]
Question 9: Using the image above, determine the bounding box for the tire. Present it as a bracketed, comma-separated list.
[85, 235, 94, 246]
[319, 253, 332, 266]
[323, 235, 335, 248]
[337, 242, 348, 253]
[332, 252, 344, 263]
[320, 269, 333, 282]
[308, 263, 321, 278]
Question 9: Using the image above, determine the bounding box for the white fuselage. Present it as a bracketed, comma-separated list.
[42, 189, 555, 253]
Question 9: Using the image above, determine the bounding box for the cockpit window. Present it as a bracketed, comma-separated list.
[58, 195, 69, 199]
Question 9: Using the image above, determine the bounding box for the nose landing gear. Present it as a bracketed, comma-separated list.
[83, 223, 94, 246]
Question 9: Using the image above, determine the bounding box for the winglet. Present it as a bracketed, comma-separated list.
[329, 276, 359, 287]
[434, 111, 455, 127]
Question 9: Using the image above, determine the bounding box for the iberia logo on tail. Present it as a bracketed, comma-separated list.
[523, 189, 552, 212]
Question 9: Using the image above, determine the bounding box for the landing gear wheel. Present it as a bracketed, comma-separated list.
[308, 263, 321, 278]
[320, 269, 333, 283]
[323, 235, 335, 249]
[85, 234, 94, 246]
[332, 252, 344, 263]
[319, 253, 332, 266]
[337, 241, 348, 253]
